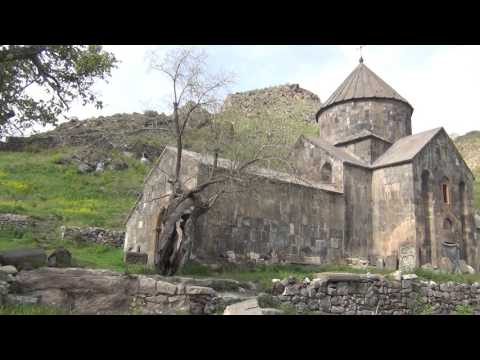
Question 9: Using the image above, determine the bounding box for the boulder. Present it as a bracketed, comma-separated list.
[0, 265, 18, 275]
[14, 268, 136, 314]
[439, 257, 454, 273]
[459, 260, 475, 274]
[271, 280, 285, 295]
[402, 274, 418, 280]
[185, 285, 216, 296]
[47, 247, 72, 268]
[95, 162, 105, 173]
[110, 160, 128, 171]
[77, 162, 94, 174]
[223, 298, 263, 315]
[0, 248, 46, 270]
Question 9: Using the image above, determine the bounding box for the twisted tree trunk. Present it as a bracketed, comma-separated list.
[154, 193, 208, 276]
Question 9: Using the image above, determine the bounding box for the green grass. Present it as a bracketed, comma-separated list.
[454, 304, 474, 315]
[0, 148, 150, 229]
[0, 229, 125, 272]
[178, 262, 391, 291]
[0, 304, 68, 315]
[414, 268, 480, 284]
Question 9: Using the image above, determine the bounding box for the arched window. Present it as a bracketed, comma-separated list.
[320, 162, 332, 183]
[443, 218, 453, 231]
[441, 177, 450, 204]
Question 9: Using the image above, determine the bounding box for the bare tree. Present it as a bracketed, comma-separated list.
[147, 47, 305, 275]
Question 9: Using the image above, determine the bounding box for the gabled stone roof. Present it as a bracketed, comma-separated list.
[165, 146, 343, 193]
[302, 136, 370, 168]
[334, 130, 393, 146]
[372, 128, 443, 168]
[317, 61, 412, 119]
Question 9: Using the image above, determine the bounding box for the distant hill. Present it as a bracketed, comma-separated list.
[454, 131, 480, 173]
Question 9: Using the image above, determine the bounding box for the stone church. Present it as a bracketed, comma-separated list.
[125, 58, 479, 271]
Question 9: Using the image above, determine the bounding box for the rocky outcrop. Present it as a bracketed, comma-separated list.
[60, 226, 125, 248]
[223, 84, 321, 123]
[5, 267, 223, 315]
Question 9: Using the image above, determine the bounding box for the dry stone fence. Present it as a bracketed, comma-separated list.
[60, 226, 125, 248]
[270, 272, 480, 315]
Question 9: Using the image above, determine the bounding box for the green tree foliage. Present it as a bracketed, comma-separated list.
[0, 45, 117, 136]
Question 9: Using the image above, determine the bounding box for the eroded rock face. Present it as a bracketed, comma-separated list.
[10, 268, 220, 315]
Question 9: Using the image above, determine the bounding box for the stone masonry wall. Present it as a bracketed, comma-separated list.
[343, 164, 372, 260]
[197, 168, 345, 265]
[125, 148, 200, 265]
[0, 214, 33, 232]
[60, 226, 125, 248]
[273, 273, 480, 315]
[412, 131, 478, 270]
[372, 163, 416, 268]
[318, 99, 412, 145]
[338, 137, 392, 164]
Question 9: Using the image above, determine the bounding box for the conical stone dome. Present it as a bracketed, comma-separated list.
[316, 60, 412, 120]
[315, 59, 414, 145]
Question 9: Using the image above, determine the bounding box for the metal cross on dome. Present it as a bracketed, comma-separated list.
[357, 45, 365, 63]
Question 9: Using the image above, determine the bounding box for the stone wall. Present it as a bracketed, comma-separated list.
[1, 267, 223, 315]
[273, 273, 480, 315]
[197, 168, 345, 265]
[338, 137, 392, 164]
[343, 164, 372, 260]
[60, 226, 125, 248]
[291, 136, 344, 192]
[125, 147, 346, 266]
[0, 214, 33, 232]
[412, 131, 478, 270]
[317, 99, 413, 145]
[125, 148, 200, 265]
[372, 163, 416, 268]
[0, 136, 58, 152]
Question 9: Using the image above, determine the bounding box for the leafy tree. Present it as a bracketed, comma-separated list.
[0, 45, 117, 137]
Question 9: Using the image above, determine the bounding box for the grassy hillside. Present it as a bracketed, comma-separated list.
[0, 148, 151, 229]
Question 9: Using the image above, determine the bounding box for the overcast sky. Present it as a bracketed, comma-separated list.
[64, 45, 480, 136]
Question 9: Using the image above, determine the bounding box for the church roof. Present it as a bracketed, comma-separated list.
[334, 130, 392, 146]
[372, 128, 443, 168]
[316, 60, 413, 119]
[168, 146, 343, 193]
[303, 136, 370, 168]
